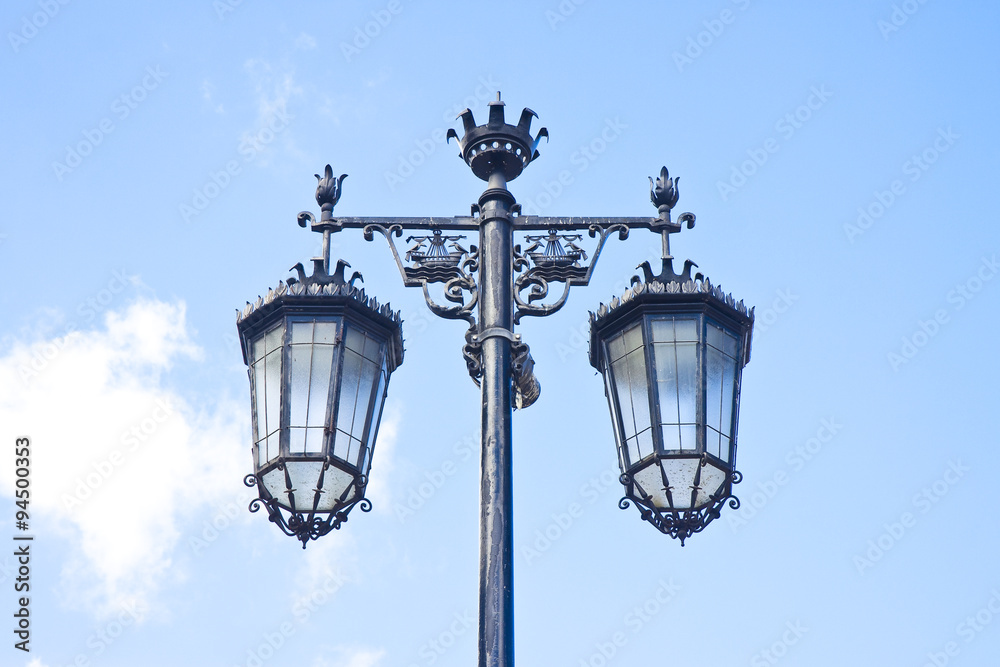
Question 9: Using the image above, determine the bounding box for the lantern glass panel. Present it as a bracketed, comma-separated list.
[633, 464, 668, 507]
[332, 324, 386, 470]
[632, 458, 704, 510]
[250, 323, 284, 467]
[695, 463, 727, 506]
[261, 468, 286, 504]
[288, 319, 340, 455]
[360, 359, 389, 476]
[665, 458, 700, 509]
[607, 322, 653, 466]
[316, 466, 357, 511]
[705, 322, 739, 463]
[286, 460, 324, 510]
[650, 316, 699, 453]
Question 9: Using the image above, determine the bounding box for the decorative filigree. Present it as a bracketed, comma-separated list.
[591, 275, 754, 322]
[287, 258, 364, 289]
[405, 230, 468, 268]
[462, 326, 483, 384]
[522, 230, 587, 268]
[635, 257, 703, 285]
[244, 471, 373, 549]
[647, 166, 698, 281]
[617, 469, 742, 546]
[395, 229, 475, 283]
[236, 279, 402, 327]
[363, 223, 481, 380]
[649, 166, 697, 229]
[512, 223, 629, 323]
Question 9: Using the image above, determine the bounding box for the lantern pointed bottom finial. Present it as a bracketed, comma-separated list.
[618, 472, 742, 545]
[246, 472, 374, 548]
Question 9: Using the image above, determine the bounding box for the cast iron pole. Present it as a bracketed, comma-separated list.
[298, 97, 652, 664]
[477, 168, 515, 667]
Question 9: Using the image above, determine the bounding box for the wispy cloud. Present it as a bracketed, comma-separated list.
[243, 58, 302, 127]
[363, 403, 399, 516]
[0, 298, 246, 619]
[241, 58, 305, 165]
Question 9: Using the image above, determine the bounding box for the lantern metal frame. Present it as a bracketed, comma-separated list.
[237, 257, 404, 547]
[589, 276, 753, 544]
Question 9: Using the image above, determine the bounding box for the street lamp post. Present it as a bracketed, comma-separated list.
[237, 95, 753, 667]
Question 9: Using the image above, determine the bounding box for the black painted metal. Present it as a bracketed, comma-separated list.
[236, 277, 404, 548]
[332, 215, 657, 232]
[476, 168, 515, 667]
[586, 168, 754, 545]
[590, 289, 753, 544]
[239, 94, 754, 667]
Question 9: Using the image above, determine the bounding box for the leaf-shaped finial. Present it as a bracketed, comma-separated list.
[650, 166, 680, 211]
[315, 165, 347, 210]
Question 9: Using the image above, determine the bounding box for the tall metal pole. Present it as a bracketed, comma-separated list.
[477, 168, 515, 667]
[313, 97, 650, 664]
[248, 97, 738, 663]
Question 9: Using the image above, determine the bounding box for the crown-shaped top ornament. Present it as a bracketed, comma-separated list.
[447, 92, 548, 181]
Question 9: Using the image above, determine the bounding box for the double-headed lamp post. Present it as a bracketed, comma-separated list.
[237, 95, 753, 667]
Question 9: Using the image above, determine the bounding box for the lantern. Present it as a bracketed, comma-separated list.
[589, 264, 753, 544]
[237, 259, 403, 546]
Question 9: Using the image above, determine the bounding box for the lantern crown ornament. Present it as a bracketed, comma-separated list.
[237, 169, 404, 547]
[446, 92, 548, 181]
[589, 166, 754, 545]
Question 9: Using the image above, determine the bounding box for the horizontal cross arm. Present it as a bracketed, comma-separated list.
[334, 216, 479, 230]
[333, 215, 659, 232]
[512, 216, 658, 230]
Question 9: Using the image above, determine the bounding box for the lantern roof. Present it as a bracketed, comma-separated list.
[236, 274, 404, 371]
[589, 266, 754, 371]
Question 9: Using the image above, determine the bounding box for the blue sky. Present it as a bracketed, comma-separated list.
[2, 1, 999, 666]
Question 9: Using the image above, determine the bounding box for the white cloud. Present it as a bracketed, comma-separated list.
[363, 403, 399, 515]
[0, 298, 247, 619]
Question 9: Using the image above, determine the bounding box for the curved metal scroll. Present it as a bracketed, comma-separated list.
[244, 471, 372, 549]
[363, 223, 482, 381]
[363, 223, 479, 324]
[617, 468, 742, 546]
[513, 223, 629, 323]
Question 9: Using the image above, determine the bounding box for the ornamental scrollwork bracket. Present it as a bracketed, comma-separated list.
[512, 223, 629, 324]
[363, 223, 482, 383]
